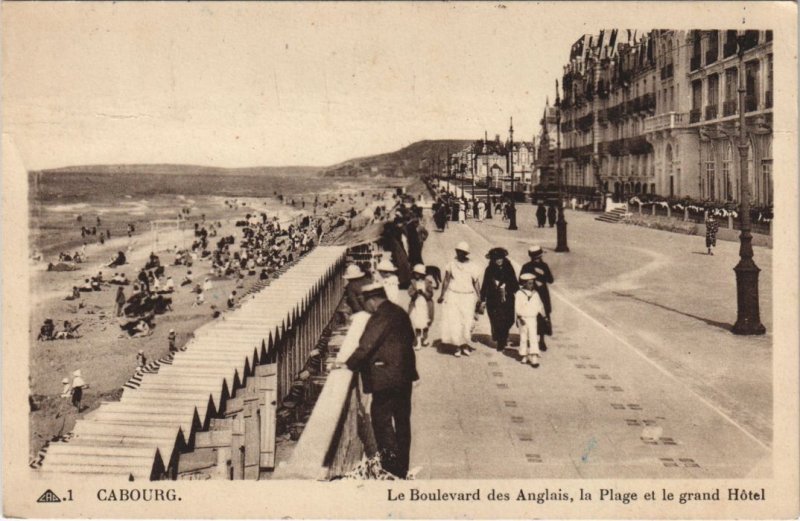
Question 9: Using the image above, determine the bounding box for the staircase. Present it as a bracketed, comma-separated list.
[595, 206, 628, 224]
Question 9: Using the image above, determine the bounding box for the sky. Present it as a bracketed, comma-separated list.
[2, 2, 774, 171]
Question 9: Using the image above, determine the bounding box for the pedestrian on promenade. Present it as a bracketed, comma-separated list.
[343, 264, 372, 313]
[705, 214, 719, 255]
[408, 264, 435, 350]
[477, 200, 486, 222]
[405, 216, 424, 267]
[515, 273, 545, 367]
[480, 247, 519, 352]
[346, 283, 418, 479]
[376, 259, 401, 305]
[114, 286, 126, 317]
[437, 241, 482, 357]
[379, 219, 411, 289]
[536, 203, 547, 228]
[520, 245, 554, 352]
[507, 201, 517, 230]
[458, 202, 466, 224]
[547, 204, 557, 227]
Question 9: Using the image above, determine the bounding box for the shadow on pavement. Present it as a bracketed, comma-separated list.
[613, 291, 732, 332]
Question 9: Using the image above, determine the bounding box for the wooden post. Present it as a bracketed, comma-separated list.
[652, 204, 656, 216]
[684, 208, 689, 221]
[728, 214, 734, 229]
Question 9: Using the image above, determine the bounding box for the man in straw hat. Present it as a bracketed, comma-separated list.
[437, 241, 483, 357]
[520, 245, 555, 352]
[343, 263, 373, 313]
[346, 283, 418, 478]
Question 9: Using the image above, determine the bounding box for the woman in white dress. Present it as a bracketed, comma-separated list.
[458, 202, 466, 224]
[408, 264, 434, 350]
[437, 241, 483, 357]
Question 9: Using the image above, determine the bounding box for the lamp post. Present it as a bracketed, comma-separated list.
[732, 32, 765, 335]
[508, 117, 518, 230]
[483, 133, 492, 219]
[555, 79, 570, 252]
[471, 152, 476, 200]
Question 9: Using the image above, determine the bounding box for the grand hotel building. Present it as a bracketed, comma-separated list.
[541, 29, 773, 206]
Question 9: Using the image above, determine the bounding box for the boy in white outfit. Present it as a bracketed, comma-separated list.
[515, 273, 545, 368]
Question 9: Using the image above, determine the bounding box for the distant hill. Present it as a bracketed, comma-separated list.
[35, 139, 475, 179]
[38, 164, 322, 177]
[320, 140, 473, 178]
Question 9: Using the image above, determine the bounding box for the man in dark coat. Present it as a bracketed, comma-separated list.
[346, 283, 418, 478]
[547, 204, 557, 227]
[520, 245, 554, 352]
[480, 247, 519, 351]
[536, 203, 547, 228]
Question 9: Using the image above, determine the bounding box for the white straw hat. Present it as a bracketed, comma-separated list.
[343, 264, 366, 280]
[455, 241, 470, 254]
[376, 259, 397, 272]
[413, 264, 427, 275]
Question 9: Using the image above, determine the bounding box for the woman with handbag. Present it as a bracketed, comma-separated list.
[480, 247, 519, 352]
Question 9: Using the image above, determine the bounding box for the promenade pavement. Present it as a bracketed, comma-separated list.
[403, 206, 772, 479]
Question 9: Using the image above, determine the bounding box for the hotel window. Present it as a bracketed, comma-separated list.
[723, 68, 738, 116]
[766, 54, 773, 108]
[722, 144, 732, 201]
[706, 74, 719, 119]
[706, 30, 719, 64]
[705, 161, 716, 200]
[761, 160, 772, 204]
[745, 60, 760, 111]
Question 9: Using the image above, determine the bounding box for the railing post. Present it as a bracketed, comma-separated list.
[684, 207, 689, 221]
[728, 214, 734, 229]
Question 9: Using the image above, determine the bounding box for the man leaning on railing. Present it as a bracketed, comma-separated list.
[344, 282, 419, 479]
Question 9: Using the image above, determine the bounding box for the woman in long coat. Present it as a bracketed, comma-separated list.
[480, 247, 519, 352]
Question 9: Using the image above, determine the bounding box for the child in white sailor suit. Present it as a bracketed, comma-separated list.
[515, 273, 545, 368]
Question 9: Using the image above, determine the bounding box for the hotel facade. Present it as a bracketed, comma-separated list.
[538, 29, 773, 206]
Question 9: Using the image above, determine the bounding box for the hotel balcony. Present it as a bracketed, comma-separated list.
[705, 49, 718, 65]
[643, 111, 688, 133]
[705, 104, 718, 120]
[745, 95, 758, 113]
[690, 55, 701, 72]
[723, 100, 737, 117]
[689, 108, 702, 123]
